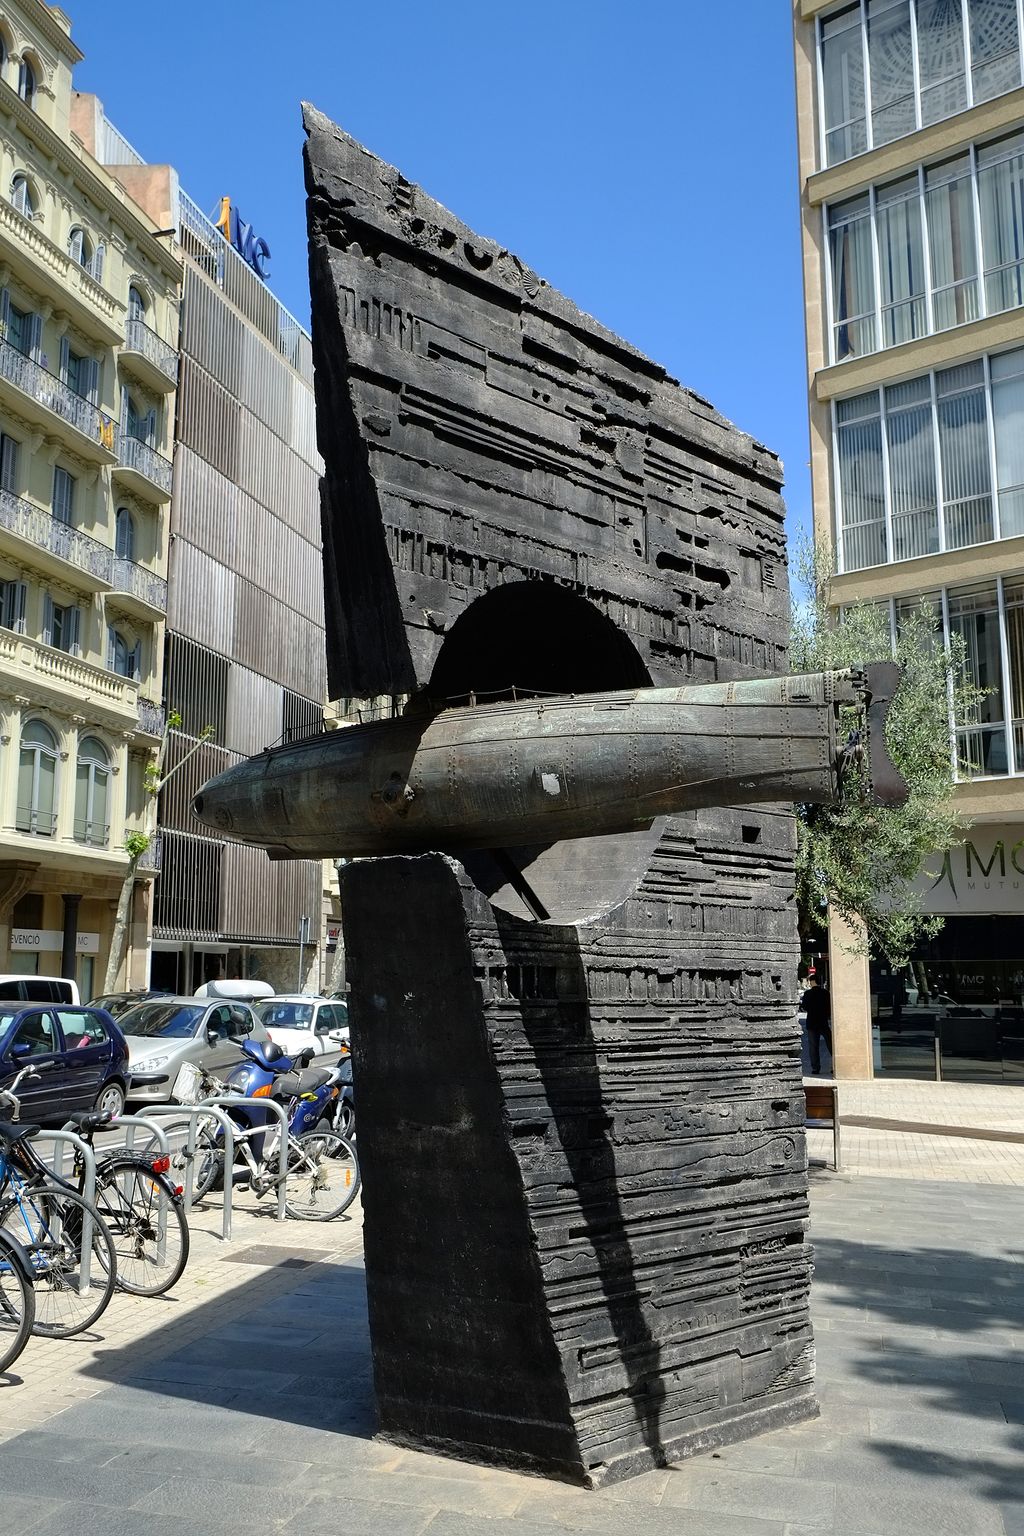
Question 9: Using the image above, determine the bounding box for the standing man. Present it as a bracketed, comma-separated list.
[800, 975, 833, 1076]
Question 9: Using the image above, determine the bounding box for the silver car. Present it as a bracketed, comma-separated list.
[120, 996, 270, 1105]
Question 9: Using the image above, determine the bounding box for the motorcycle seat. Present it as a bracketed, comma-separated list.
[271, 1067, 332, 1098]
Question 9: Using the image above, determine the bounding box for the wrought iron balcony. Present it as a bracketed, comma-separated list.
[116, 433, 173, 498]
[111, 556, 167, 613]
[123, 318, 179, 389]
[137, 697, 166, 738]
[0, 339, 116, 455]
[15, 805, 57, 837]
[0, 486, 113, 584]
[136, 833, 163, 873]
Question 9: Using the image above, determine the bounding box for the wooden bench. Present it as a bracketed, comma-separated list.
[804, 1083, 841, 1171]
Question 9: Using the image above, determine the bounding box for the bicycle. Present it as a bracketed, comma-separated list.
[0, 1226, 35, 1372]
[0, 1068, 117, 1338]
[158, 1064, 360, 1222]
[61, 1111, 190, 1298]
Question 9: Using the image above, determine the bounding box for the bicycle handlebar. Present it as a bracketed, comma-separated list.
[0, 1066, 41, 1120]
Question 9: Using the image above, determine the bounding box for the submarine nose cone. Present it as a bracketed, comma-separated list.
[192, 788, 234, 832]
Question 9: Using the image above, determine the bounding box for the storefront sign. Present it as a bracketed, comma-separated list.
[915, 823, 1024, 914]
[10, 929, 99, 954]
[327, 923, 341, 947]
[215, 196, 271, 280]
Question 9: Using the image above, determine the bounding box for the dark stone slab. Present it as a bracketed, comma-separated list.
[303, 107, 813, 1486]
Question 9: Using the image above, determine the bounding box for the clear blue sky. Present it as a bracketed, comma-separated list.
[74, 1, 811, 542]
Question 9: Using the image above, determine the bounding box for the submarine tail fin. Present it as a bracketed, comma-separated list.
[864, 662, 910, 808]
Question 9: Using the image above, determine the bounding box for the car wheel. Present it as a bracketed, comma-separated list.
[95, 1080, 126, 1117]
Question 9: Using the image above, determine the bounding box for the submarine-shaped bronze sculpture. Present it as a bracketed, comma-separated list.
[192, 665, 905, 864]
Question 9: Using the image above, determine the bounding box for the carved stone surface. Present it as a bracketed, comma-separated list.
[304, 105, 816, 1486]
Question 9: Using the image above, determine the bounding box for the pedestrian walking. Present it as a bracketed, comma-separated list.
[800, 975, 833, 1076]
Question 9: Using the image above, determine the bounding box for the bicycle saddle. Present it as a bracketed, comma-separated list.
[0, 1119, 39, 1143]
[62, 1110, 115, 1135]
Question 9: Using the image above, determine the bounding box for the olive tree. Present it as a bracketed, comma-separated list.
[102, 712, 214, 995]
[789, 543, 980, 967]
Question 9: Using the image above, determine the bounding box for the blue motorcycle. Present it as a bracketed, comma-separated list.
[182, 1040, 360, 1221]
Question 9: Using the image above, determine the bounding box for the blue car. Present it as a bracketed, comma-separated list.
[0, 1004, 129, 1124]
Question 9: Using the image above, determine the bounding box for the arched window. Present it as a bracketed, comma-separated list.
[128, 286, 146, 323]
[107, 625, 140, 680]
[115, 506, 134, 561]
[68, 226, 90, 267]
[10, 173, 35, 218]
[74, 735, 110, 847]
[17, 720, 58, 836]
[18, 58, 35, 107]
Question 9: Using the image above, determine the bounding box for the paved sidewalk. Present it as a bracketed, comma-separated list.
[0, 1169, 1021, 1536]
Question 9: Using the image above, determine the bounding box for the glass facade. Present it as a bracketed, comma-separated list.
[819, 0, 1023, 168]
[834, 344, 1024, 567]
[872, 917, 1024, 1082]
[875, 573, 1024, 775]
[828, 131, 1024, 362]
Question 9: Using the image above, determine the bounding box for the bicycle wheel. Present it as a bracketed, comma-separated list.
[148, 1116, 224, 1201]
[0, 1184, 117, 1338]
[93, 1157, 190, 1297]
[0, 1229, 35, 1372]
[284, 1131, 360, 1221]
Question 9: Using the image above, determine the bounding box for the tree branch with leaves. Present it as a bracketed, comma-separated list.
[790, 542, 980, 968]
[103, 711, 215, 995]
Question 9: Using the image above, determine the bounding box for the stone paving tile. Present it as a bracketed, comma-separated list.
[0, 1493, 63, 1533]
[514, 1488, 787, 1535]
[659, 1467, 836, 1527]
[832, 1482, 1008, 1535]
[0, 1452, 167, 1508]
[282, 1468, 525, 1519]
[29, 1503, 283, 1536]
[284, 1494, 437, 1536]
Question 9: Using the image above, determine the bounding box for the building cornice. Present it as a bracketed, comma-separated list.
[828, 535, 1024, 604]
[0, 81, 180, 282]
[20, 1, 83, 64]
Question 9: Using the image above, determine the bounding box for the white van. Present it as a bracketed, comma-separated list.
[0, 975, 81, 1005]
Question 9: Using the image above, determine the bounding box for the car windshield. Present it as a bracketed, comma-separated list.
[118, 1003, 203, 1039]
[256, 1002, 313, 1028]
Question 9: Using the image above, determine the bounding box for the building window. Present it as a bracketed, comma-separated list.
[17, 720, 58, 836]
[128, 286, 146, 322]
[949, 582, 1008, 773]
[818, 0, 1023, 168]
[833, 344, 1024, 569]
[74, 735, 110, 847]
[115, 507, 135, 561]
[0, 578, 26, 632]
[52, 466, 74, 525]
[9, 174, 35, 218]
[124, 392, 156, 445]
[0, 431, 19, 493]
[68, 226, 90, 268]
[827, 127, 1024, 361]
[44, 594, 80, 655]
[107, 626, 140, 680]
[5, 303, 35, 357]
[17, 58, 35, 107]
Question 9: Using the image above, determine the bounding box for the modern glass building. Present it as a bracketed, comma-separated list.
[75, 101, 328, 994]
[793, 0, 1024, 1083]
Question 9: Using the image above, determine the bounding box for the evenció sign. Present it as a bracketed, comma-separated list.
[11, 929, 99, 954]
[215, 196, 271, 280]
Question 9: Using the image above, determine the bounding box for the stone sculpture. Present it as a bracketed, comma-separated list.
[194, 107, 905, 1486]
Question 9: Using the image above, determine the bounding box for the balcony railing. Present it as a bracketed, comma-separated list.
[0, 339, 115, 449]
[73, 819, 110, 848]
[137, 697, 166, 737]
[112, 557, 167, 611]
[118, 433, 173, 495]
[124, 317, 178, 384]
[136, 833, 163, 873]
[0, 486, 113, 582]
[15, 805, 57, 837]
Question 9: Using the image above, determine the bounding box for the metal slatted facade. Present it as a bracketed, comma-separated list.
[156, 258, 325, 954]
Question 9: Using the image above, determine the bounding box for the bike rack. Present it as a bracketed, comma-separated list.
[31, 1129, 97, 1294]
[199, 1094, 290, 1232]
[135, 1103, 238, 1241]
[116, 1096, 291, 1242]
[107, 1115, 173, 1265]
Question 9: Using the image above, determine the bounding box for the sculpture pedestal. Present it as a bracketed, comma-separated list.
[342, 853, 817, 1487]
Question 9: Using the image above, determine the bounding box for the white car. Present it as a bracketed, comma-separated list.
[253, 996, 349, 1062]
